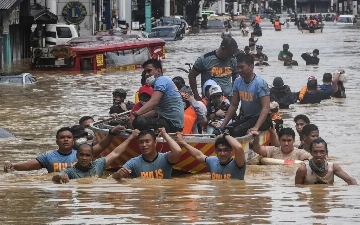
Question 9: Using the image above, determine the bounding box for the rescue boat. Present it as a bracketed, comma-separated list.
[299, 23, 324, 34]
[90, 114, 270, 173]
[31, 35, 165, 72]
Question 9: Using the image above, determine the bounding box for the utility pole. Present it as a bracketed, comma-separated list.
[145, 0, 152, 33]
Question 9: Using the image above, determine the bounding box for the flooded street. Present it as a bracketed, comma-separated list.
[1, 21, 360, 224]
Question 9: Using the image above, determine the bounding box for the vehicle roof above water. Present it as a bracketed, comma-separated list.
[0, 73, 37, 84]
[152, 25, 180, 29]
[339, 15, 355, 18]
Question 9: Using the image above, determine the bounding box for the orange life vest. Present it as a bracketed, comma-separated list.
[274, 21, 281, 30]
[182, 106, 198, 134]
[271, 112, 282, 121]
[255, 16, 262, 23]
[310, 19, 317, 26]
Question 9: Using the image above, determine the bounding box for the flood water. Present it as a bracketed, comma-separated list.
[1, 21, 360, 224]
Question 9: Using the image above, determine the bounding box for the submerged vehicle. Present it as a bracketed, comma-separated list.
[336, 15, 357, 25]
[0, 73, 37, 85]
[90, 113, 270, 173]
[148, 25, 183, 41]
[31, 36, 165, 72]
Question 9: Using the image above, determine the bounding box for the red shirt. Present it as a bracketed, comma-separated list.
[130, 103, 142, 116]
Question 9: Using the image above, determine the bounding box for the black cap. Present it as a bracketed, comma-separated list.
[273, 77, 284, 88]
[313, 49, 319, 54]
[71, 125, 88, 138]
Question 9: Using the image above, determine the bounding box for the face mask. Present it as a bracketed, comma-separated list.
[74, 137, 88, 149]
[113, 100, 122, 105]
[140, 100, 147, 106]
[146, 76, 156, 86]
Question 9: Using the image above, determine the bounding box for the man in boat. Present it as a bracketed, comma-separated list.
[248, 33, 258, 52]
[176, 132, 246, 180]
[221, 27, 232, 39]
[269, 102, 284, 136]
[295, 137, 357, 185]
[301, 49, 320, 65]
[254, 55, 270, 66]
[112, 128, 182, 180]
[188, 37, 238, 102]
[130, 59, 184, 133]
[283, 52, 298, 66]
[270, 77, 297, 109]
[3, 126, 124, 173]
[52, 129, 139, 183]
[201, 79, 218, 106]
[172, 76, 186, 90]
[110, 88, 134, 118]
[79, 116, 94, 129]
[130, 84, 153, 116]
[205, 85, 231, 134]
[294, 114, 310, 144]
[299, 124, 319, 152]
[252, 128, 312, 160]
[180, 86, 207, 134]
[278, 44, 291, 61]
[254, 45, 268, 61]
[220, 54, 272, 137]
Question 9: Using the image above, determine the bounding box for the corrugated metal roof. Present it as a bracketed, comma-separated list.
[0, 0, 22, 10]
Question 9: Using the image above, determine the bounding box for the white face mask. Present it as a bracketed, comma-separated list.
[75, 137, 88, 149]
[146, 76, 156, 86]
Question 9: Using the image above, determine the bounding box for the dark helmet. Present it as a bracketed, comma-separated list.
[112, 88, 127, 98]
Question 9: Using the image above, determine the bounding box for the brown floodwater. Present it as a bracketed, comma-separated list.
[1, 21, 360, 224]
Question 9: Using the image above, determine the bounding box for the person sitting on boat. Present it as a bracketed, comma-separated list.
[299, 78, 333, 104]
[273, 18, 285, 31]
[176, 132, 246, 180]
[283, 52, 298, 66]
[278, 44, 292, 61]
[206, 85, 231, 134]
[254, 55, 270, 66]
[112, 128, 182, 180]
[130, 59, 184, 133]
[130, 84, 153, 116]
[180, 86, 207, 134]
[249, 33, 258, 52]
[172, 76, 186, 91]
[332, 70, 347, 98]
[270, 101, 284, 136]
[201, 79, 218, 106]
[299, 124, 319, 152]
[301, 49, 320, 65]
[79, 116, 94, 129]
[295, 137, 357, 185]
[294, 114, 310, 145]
[308, 16, 318, 28]
[221, 27, 232, 39]
[52, 128, 137, 183]
[252, 128, 312, 161]
[220, 54, 272, 137]
[134, 71, 147, 104]
[270, 77, 297, 109]
[3, 126, 124, 173]
[254, 45, 268, 61]
[188, 37, 238, 103]
[110, 88, 134, 118]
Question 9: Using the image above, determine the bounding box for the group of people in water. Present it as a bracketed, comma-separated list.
[3, 34, 355, 185]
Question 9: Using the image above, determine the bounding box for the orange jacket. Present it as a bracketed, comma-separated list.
[182, 106, 198, 134]
[255, 16, 262, 23]
[298, 86, 307, 100]
[274, 21, 281, 30]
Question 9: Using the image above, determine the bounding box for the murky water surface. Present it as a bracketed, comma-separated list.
[1, 21, 360, 224]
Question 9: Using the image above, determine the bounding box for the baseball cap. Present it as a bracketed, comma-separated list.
[273, 77, 284, 88]
[209, 85, 223, 97]
[71, 125, 88, 138]
[138, 84, 153, 96]
[308, 76, 316, 81]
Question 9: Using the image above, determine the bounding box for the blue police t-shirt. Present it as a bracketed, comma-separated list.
[233, 75, 270, 118]
[60, 157, 106, 179]
[205, 156, 246, 180]
[319, 84, 333, 91]
[123, 152, 174, 179]
[154, 76, 184, 129]
[36, 149, 78, 173]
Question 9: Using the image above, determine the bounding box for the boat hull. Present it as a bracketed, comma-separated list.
[90, 121, 270, 173]
[300, 27, 323, 33]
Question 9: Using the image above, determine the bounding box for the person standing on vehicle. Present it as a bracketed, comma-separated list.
[188, 37, 238, 102]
